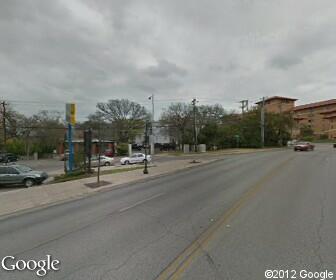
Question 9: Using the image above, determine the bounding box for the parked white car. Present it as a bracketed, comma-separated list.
[287, 139, 298, 147]
[91, 156, 114, 167]
[120, 153, 151, 165]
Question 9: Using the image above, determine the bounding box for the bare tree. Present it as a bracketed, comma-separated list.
[160, 103, 193, 146]
[95, 99, 149, 143]
[197, 104, 227, 127]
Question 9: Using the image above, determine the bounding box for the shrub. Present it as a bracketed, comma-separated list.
[319, 134, 328, 140]
[116, 143, 129, 156]
[5, 139, 25, 155]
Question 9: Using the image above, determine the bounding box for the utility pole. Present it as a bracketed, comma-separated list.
[1, 101, 6, 149]
[261, 97, 265, 148]
[239, 100, 249, 115]
[148, 94, 155, 155]
[97, 137, 101, 184]
[192, 98, 198, 152]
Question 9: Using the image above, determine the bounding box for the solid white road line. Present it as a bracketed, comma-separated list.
[119, 193, 165, 213]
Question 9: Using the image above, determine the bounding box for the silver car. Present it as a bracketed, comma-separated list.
[120, 153, 151, 165]
[90, 156, 114, 167]
[0, 164, 48, 188]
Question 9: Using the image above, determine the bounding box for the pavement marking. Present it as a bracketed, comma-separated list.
[156, 155, 294, 280]
[119, 193, 165, 213]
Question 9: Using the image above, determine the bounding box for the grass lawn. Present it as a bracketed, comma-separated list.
[52, 166, 149, 183]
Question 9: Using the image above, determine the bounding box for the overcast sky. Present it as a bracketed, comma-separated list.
[1, 0, 336, 120]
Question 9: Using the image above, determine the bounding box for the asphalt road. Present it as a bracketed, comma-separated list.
[0, 145, 335, 280]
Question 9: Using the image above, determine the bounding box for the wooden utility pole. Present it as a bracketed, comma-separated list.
[1, 101, 6, 149]
[192, 98, 198, 152]
[261, 97, 265, 148]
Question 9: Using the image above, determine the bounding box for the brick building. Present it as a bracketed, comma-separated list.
[293, 99, 336, 140]
[255, 96, 336, 140]
[255, 96, 297, 114]
[58, 139, 116, 156]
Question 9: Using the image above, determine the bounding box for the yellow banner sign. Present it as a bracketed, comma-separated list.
[66, 103, 76, 125]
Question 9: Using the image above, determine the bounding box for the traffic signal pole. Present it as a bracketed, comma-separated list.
[143, 121, 149, 174]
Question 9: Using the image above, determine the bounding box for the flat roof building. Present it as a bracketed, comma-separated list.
[255, 96, 297, 114]
[293, 99, 336, 139]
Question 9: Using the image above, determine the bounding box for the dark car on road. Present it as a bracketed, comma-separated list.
[0, 153, 18, 163]
[294, 142, 315, 151]
[0, 165, 48, 188]
[132, 143, 143, 151]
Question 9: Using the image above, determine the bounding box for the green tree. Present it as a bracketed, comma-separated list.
[299, 125, 314, 141]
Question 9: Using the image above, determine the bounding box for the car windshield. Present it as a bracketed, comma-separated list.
[14, 165, 33, 173]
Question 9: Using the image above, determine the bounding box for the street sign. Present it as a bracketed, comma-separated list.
[66, 103, 76, 125]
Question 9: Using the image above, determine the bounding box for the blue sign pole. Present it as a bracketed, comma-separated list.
[68, 123, 74, 172]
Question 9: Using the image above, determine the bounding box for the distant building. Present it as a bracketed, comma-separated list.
[134, 125, 174, 145]
[293, 99, 336, 139]
[255, 96, 297, 114]
[253, 96, 336, 140]
[59, 139, 116, 156]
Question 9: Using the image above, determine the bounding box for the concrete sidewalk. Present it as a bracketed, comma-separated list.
[0, 159, 214, 218]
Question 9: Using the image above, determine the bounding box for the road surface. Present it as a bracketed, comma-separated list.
[0, 144, 335, 279]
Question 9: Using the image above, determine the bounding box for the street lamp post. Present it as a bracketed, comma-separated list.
[149, 94, 155, 122]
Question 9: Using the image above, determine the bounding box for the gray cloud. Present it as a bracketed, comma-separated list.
[269, 55, 303, 70]
[144, 60, 187, 78]
[1, 0, 336, 119]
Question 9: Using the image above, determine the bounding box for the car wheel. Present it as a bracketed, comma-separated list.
[125, 160, 130, 165]
[24, 178, 35, 188]
[104, 162, 110, 166]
